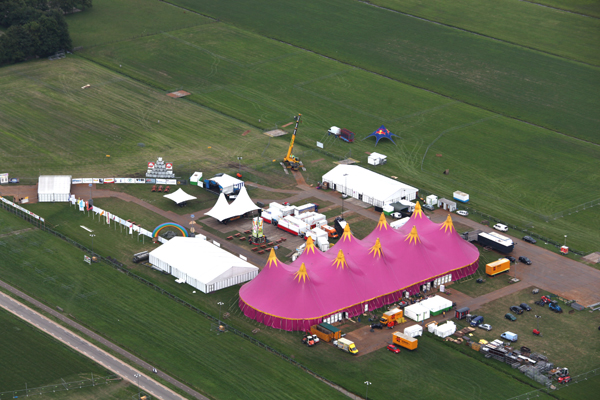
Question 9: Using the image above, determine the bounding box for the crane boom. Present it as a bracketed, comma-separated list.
[283, 114, 302, 169]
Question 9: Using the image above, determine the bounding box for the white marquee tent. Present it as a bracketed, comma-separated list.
[207, 174, 244, 195]
[205, 186, 259, 222]
[38, 175, 72, 202]
[163, 188, 197, 204]
[322, 165, 418, 208]
[149, 236, 259, 293]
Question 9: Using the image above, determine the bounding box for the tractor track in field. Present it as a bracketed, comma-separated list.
[518, 0, 600, 19]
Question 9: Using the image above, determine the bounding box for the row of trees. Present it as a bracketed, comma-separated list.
[0, 0, 92, 66]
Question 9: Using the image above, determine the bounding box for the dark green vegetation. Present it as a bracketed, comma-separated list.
[0, 208, 551, 399]
[168, 0, 600, 144]
[369, 0, 600, 65]
[532, 0, 600, 17]
[461, 287, 600, 373]
[0, 307, 108, 390]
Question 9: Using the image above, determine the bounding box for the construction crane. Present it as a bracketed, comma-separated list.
[283, 113, 303, 171]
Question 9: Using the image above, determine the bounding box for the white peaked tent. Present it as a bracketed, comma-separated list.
[149, 236, 258, 293]
[164, 188, 197, 204]
[205, 186, 259, 222]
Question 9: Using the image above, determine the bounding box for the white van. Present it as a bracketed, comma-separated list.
[500, 331, 518, 342]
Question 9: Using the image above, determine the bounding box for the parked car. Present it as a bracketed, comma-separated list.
[520, 303, 532, 311]
[510, 305, 524, 315]
[370, 322, 384, 330]
[479, 323, 492, 331]
[390, 212, 403, 219]
[505, 313, 517, 321]
[423, 203, 435, 211]
[493, 223, 508, 232]
[387, 344, 401, 354]
[456, 210, 468, 216]
[518, 256, 532, 265]
[505, 256, 516, 263]
[470, 315, 484, 327]
[522, 236, 537, 244]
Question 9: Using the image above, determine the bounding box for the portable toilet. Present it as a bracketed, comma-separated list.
[190, 172, 203, 186]
[455, 307, 470, 320]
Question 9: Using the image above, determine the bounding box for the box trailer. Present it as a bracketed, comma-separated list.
[294, 203, 318, 215]
[328, 126, 355, 143]
[276, 216, 309, 237]
[336, 338, 358, 354]
[404, 324, 423, 338]
[478, 232, 514, 254]
[393, 332, 418, 350]
[310, 323, 341, 342]
[453, 191, 470, 203]
[486, 258, 510, 276]
[455, 307, 470, 320]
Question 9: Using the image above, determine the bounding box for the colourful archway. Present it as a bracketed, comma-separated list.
[153, 222, 188, 238]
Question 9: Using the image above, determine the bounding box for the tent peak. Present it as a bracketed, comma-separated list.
[333, 250, 348, 269]
[294, 263, 310, 283]
[266, 248, 279, 268]
[341, 223, 353, 242]
[441, 214, 455, 233]
[376, 213, 388, 230]
[369, 238, 383, 258]
[412, 202, 424, 219]
[305, 236, 316, 254]
[405, 225, 421, 245]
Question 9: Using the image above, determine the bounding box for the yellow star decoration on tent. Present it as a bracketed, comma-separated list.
[440, 214, 455, 233]
[266, 248, 279, 268]
[412, 202, 424, 218]
[376, 213, 388, 230]
[341, 223, 353, 242]
[369, 238, 383, 258]
[333, 250, 348, 269]
[405, 225, 421, 245]
[305, 236, 316, 254]
[294, 263, 310, 283]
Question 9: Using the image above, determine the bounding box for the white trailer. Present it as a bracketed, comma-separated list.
[404, 324, 423, 338]
[390, 217, 410, 230]
[277, 216, 309, 236]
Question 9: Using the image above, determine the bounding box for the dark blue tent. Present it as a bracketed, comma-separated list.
[365, 125, 398, 146]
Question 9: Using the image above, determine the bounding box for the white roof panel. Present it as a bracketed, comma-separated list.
[38, 175, 72, 194]
[163, 188, 197, 204]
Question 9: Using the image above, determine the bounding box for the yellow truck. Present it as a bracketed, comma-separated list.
[486, 258, 510, 276]
[393, 331, 418, 350]
[336, 338, 358, 355]
[380, 308, 405, 327]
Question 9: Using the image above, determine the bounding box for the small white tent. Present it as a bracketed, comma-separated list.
[206, 174, 244, 195]
[149, 236, 258, 293]
[205, 186, 259, 222]
[38, 175, 72, 202]
[163, 188, 197, 204]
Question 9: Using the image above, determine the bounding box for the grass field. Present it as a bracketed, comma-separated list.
[166, 0, 600, 144]
[0, 207, 33, 234]
[0, 208, 554, 399]
[532, 0, 600, 17]
[39, 381, 141, 400]
[368, 0, 600, 65]
[75, 22, 600, 252]
[451, 247, 513, 297]
[0, 307, 108, 390]
[66, 0, 213, 48]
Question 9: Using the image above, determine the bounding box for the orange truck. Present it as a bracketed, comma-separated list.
[393, 331, 418, 350]
[320, 224, 338, 238]
[486, 258, 510, 276]
[310, 322, 342, 343]
[380, 308, 405, 327]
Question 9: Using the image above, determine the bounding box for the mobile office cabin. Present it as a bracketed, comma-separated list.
[404, 324, 423, 338]
[393, 332, 418, 350]
[486, 258, 510, 276]
[438, 198, 457, 212]
[455, 307, 470, 320]
[189, 172, 203, 186]
[310, 322, 341, 342]
[453, 191, 470, 203]
[404, 303, 430, 322]
[478, 232, 514, 254]
[426, 194, 438, 206]
[367, 152, 387, 166]
[501, 331, 518, 342]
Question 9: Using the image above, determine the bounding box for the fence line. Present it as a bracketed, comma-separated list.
[0, 374, 121, 399]
[0, 205, 358, 399]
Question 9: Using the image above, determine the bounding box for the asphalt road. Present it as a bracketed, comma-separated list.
[0, 281, 209, 400]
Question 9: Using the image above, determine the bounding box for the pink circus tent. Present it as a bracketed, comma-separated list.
[239, 203, 479, 331]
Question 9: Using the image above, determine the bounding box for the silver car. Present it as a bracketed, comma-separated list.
[479, 323, 492, 331]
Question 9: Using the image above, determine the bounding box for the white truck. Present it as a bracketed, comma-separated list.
[276, 215, 310, 237]
[336, 338, 358, 355]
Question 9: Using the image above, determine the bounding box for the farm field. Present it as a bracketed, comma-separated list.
[76, 22, 600, 252]
[66, 0, 213, 48]
[0, 307, 108, 391]
[0, 208, 550, 399]
[532, 0, 600, 17]
[166, 0, 600, 144]
[368, 0, 600, 65]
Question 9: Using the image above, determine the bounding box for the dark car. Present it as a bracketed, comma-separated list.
[518, 256, 532, 265]
[520, 303, 532, 311]
[505, 256, 516, 263]
[522, 236, 537, 244]
[510, 305, 524, 315]
[370, 322, 384, 330]
[505, 313, 517, 321]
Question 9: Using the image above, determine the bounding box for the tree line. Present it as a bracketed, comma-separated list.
[0, 0, 92, 66]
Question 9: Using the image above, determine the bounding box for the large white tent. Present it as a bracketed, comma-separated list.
[163, 188, 197, 204]
[205, 186, 259, 222]
[322, 165, 418, 208]
[38, 175, 72, 202]
[149, 236, 259, 293]
[206, 174, 244, 195]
